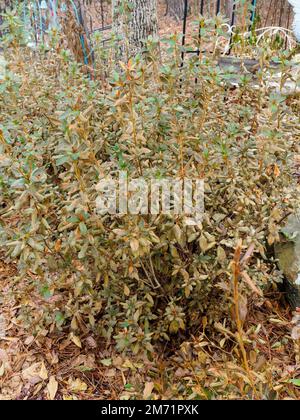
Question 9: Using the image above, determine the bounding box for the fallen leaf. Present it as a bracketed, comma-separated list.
[69, 378, 88, 392]
[105, 368, 116, 377]
[100, 358, 112, 367]
[22, 362, 42, 385]
[274, 164, 280, 177]
[143, 381, 154, 399]
[70, 333, 82, 348]
[39, 362, 48, 380]
[47, 375, 58, 400]
[130, 238, 139, 253]
[0, 348, 8, 363]
[85, 336, 97, 348]
[124, 284, 130, 296]
[217, 246, 226, 263]
[0, 363, 5, 377]
[24, 336, 35, 346]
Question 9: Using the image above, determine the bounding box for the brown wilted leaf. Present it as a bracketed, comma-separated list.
[47, 376, 58, 400]
[143, 381, 154, 399]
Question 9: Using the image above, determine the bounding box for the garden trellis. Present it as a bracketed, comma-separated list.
[0, 1, 297, 68]
[0, 1, 112, 45]
[181, 0, 296, 64]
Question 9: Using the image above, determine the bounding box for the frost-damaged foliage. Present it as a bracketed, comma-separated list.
[0, 17, 299, 356]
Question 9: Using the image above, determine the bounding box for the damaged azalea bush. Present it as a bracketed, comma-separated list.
[0, 18, 299, 358]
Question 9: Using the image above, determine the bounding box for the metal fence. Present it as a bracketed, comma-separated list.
[79, 0, 111, 34]
[0, 1, 296, 64]
[188, 0, 293, 29]
[181, 0, 295, 61]
[0, 1, 112, 39]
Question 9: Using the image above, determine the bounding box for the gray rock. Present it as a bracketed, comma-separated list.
[275, 214, 300, 309]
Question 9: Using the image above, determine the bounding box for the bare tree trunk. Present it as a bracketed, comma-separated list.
[112, 0, 158, 61]
[225, 0, 234, 22]
[165, 0, 187, 21]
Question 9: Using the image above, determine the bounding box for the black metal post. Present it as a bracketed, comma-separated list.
[180, 0, 189, 68]
[227, 0, 237, 55]
[200, 0, 204, 15]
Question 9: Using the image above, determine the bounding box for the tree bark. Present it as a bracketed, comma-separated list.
[165, 0, 187, 21]
[112, 0, 158, 61]
[225, 0, 234, 23]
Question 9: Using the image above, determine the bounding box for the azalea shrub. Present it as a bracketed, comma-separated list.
[0, 14, 298, 356]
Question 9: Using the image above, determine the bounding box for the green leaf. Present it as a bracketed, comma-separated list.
[40, 285, 53, 300]
[100, 358, 112, 367]
[55, 311, 65, 327]
[55, 155, 69, 166]
[288, 379, 300, 387]
[67, 216, 79, 223]
[79, 222, 88, 235]
[78, 242, 88, 259]
[71, 152, 80, 161]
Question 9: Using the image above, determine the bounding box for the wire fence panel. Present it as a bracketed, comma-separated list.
[0, 1, 296, 70]
[79, 0, 112, 34]
[189, 0, 293, 29]
[0, 1, 294, 41]
[181, 0, 295, 54]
